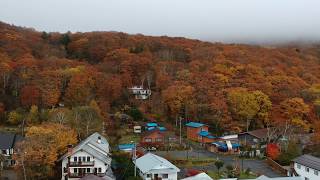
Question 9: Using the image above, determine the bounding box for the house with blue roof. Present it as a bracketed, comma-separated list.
[186, 121, 214, 143]
[145, 122, 167, 132]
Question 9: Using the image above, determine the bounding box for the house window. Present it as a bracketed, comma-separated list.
[82, 156, 86, 162]
[156, 138, 163, 142]
[74, 157, 77, 162]
[98, 168, 102, 173]
[315, 170, 319, 175]
[63, 167, 67, 173]
[87, 168, 90, 173]
[87, 156, 90, 162]
[305, 167, 309, 172]
[297, 164, 301, 169]
[74, 168, 78, 173]
[145, 138, 152, 142]
[162, 174, 168, 178]
[146, 174, 151, 178]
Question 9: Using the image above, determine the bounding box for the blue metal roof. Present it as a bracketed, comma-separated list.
[198, 131, 210, 136]
[198, 131, 216, 139]
[147, 127, 156, 131]
[212, 142, 240, 150]
[232, 143, 240, 148]
[207, 135, 216, 139]
[213, 142, 228, 150]
[185, 122, 205, 128]
[118, 144, 135, 150]
[146, 123, 158, 127]
[158, 127, 167, 131]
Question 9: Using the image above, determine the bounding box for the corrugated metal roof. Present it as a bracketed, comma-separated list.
[118, 144, 135, 150]
[146, 123, 158, 127]
[198, 131, 210, 137]
[59, 132, 111, 164]
[185, 122, 206, 128]
[147, 127, 156, 131]
[212, 141, 240, 150]
[135, 153, 180, 174]
[293, 154, 320, 171]
[158, 127, 167, 131]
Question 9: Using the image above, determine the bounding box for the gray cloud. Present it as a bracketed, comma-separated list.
[0, 0, 320, 44]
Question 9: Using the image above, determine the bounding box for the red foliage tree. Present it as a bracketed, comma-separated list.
[20, 85, 40, 107]
[267, 143, 280, 160]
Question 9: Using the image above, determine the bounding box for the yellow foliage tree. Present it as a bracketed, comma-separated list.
[14, 123, 77, 178]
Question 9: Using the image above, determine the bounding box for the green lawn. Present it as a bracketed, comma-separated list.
[118, 134, 140, 144]
[238, 171, 258, 179]
[167, 157, 216, 168]
[207, 171, 222, 180]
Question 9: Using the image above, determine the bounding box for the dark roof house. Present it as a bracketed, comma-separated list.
[0, 132, 23, 150]
[241, 128, 269, 139]
[293, 154, 320, 171]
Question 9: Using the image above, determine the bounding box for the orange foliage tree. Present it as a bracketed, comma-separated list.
[14, 123, 77, 178]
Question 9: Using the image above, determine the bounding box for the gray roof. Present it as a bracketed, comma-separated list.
[293, 154, 320, 171]
[59, 132, 111, 164]
[0, 132, 23, 149]
[135, 153, 180, 174]
[253, 175, 303, 180]
[181, 172, 213, 180]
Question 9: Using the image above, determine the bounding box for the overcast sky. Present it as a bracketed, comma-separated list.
[1, 0, 320, 44]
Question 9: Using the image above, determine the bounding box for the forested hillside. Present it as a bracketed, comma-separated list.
[0, 21, 320, 135]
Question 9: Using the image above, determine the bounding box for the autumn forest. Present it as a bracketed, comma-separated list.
[0, 21, 320, 177]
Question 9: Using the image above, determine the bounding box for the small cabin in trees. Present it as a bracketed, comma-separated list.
[128, 86, 151, 100]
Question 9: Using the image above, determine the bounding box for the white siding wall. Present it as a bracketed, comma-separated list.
[138, 169, 178, 180]
[294, 162, 319, 180]
[61, 151, 109, 180]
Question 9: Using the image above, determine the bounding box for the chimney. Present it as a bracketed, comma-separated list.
[67, 144, 73, 155]
[97, 136, 102, 144]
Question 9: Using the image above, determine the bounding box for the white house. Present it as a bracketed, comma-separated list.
[134, 153, 180, 180]
[59, 132, 114, 180]
[128, 86, 151, 100]
[290, 154, 320, 180]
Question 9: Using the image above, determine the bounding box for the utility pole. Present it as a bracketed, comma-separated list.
[179, 117, 182, 144]
[131, 141, 137, 177]
[21, 118, 26, 137]
[22, 152, 27, 180]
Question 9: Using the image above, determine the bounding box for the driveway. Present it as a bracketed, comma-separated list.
[155, 150, 282, 178]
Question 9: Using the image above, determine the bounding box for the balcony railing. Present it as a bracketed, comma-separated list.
[68, 172, 106, 178]
[68, 161, 95, 167]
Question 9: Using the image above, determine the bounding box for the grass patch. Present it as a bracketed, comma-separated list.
[207, 171, 222, 180]
[167, 157, 216, 167]
[238, 171, 257, 179]
[118, 134, 140, 144]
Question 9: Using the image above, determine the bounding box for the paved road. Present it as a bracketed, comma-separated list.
[155, 150, 282, 178]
